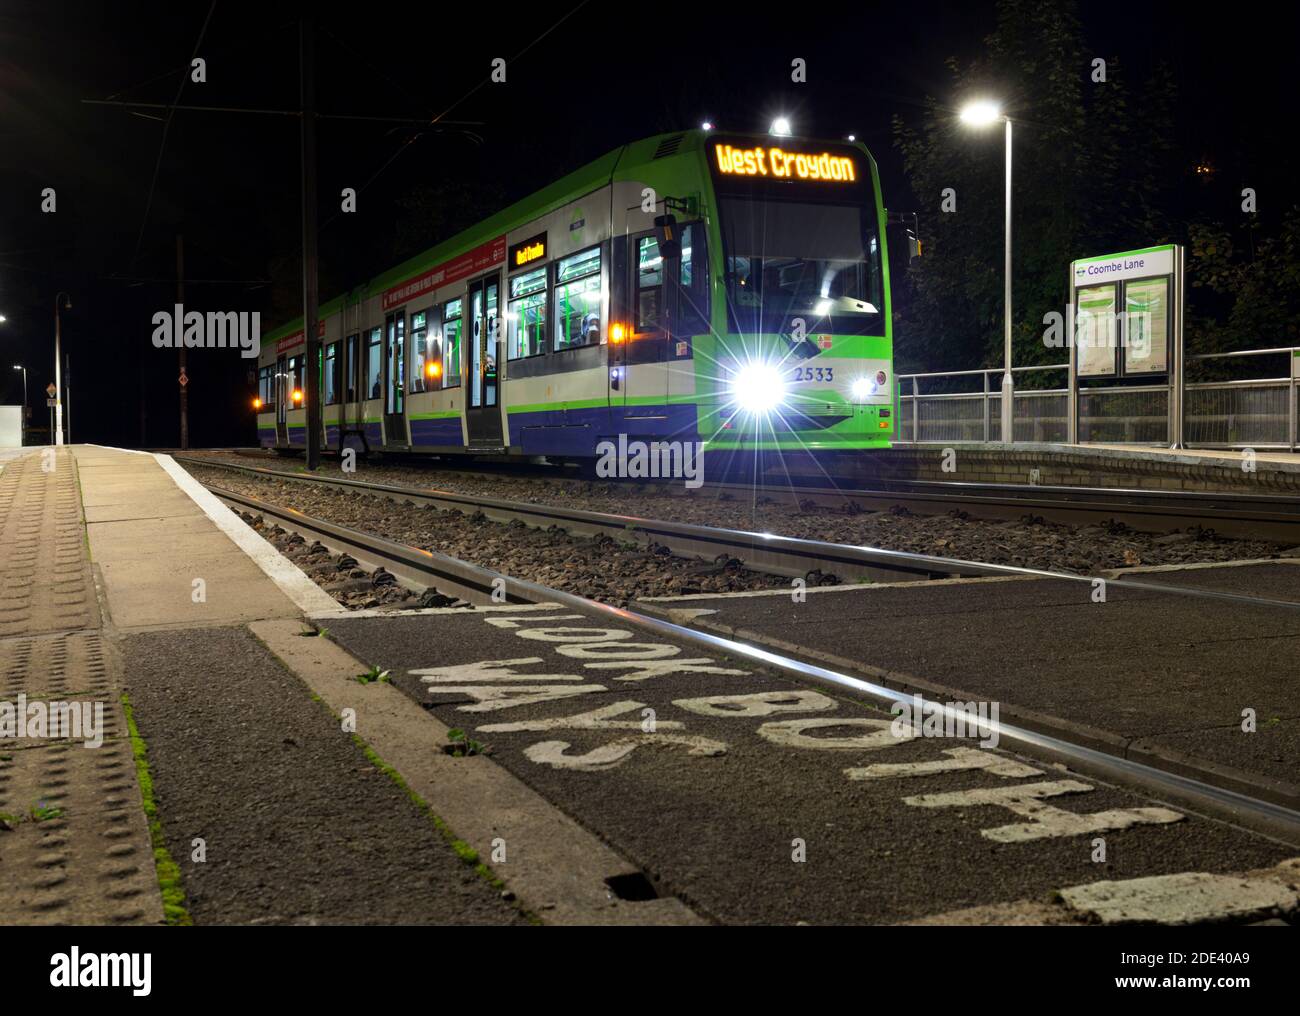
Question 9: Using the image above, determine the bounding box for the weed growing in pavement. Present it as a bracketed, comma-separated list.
[445, 728, 491, 757]
[29, 801, 63, 822]
[122, 692, 193, 926]
[298, 626, 331, 639]
[354, 665, 391, 685]
[345, 733, 534, 920]
[1, 802, 66, 830]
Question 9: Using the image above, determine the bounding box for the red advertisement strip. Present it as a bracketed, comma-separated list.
[276, 320, 325, 353]
[381, 235, 506, 311]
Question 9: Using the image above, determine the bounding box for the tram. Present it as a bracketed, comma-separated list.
[255, 128, 901, 464]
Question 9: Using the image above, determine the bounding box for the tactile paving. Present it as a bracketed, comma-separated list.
[0, 451, 161, 924]
[0, 452, 97, 638]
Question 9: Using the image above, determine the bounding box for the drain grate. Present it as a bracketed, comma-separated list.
[605, 871, 660, 902]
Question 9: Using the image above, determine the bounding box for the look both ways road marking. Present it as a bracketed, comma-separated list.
[412, 610, 1183, 845]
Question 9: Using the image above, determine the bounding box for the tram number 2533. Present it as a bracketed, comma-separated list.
[789, 366, 835, 383]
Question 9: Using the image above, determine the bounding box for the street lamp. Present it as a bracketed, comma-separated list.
[959, 99, 1014, 444]
[54, 292, 71, 446]
[12, 365, 26, 444]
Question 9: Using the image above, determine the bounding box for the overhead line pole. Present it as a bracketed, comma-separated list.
[177, 233, 188, 449]
[301, 12, 321, 471]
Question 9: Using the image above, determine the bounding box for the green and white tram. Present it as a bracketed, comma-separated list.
[255, 128, 898, 462]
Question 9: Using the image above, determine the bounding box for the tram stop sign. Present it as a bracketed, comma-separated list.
[46, 383, 57, 398]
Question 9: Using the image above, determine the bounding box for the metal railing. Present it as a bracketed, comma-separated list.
[898, 365, 1069, 444]
[1184, 348, 1298, 450]
[898, 346, 1299, 450]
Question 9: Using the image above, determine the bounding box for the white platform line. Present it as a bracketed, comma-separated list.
[153, 452, 341, 615]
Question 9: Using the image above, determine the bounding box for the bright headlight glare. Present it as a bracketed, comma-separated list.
[851, 377, 877, 401]
[731, 364, 787, 413]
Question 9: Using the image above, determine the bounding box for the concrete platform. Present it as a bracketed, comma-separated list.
[74, 445, 326, 631]
[8, 445, 1295, 925]
[634, 560, 1300, 806]
[314, 602, 1297, 924]
[4, 446, 706, 925]
[0, 448, 163, 924]
[859, 442, 1300, 494]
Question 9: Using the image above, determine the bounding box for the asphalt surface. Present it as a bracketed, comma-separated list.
[121, 625, 528, 925]
[639, 564, 1300, 793]
[325, 604, 1294, 925]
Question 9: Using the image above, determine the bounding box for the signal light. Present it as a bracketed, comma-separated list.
[426, 361, 442, 379]
[609, 323, 626, 343]
[292, 389, 303, 404]
[253, 397, 262, 410]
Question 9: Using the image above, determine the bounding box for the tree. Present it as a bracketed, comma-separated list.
[892, 0, 1178, 379]
[1188, 206, 1300, 365]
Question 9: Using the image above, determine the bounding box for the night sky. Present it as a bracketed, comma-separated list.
[0, 0, 1294, 447]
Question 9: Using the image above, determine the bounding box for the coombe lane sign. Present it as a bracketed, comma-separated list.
[1072, 246, 1174, 284]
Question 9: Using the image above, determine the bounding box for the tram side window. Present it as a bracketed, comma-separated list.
[442, 299, 462, 388]
[507, 267, 547, 360]
[410, 310, 430, 393]
[554, 246, 601, 350]
[287, 355, 304, 405]
[344, 333, 359, 401]
[324, 342, 339, 405]
[634, 224, 705, 332]
[257, 365, 274, 408]
[635, 236, 662, 330]
[365, 327, 382, 400]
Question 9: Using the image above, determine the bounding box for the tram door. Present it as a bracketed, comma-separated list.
[383, 310, 407, 445]
[465, 274, 504, 449]
[275, 354, 288, 445]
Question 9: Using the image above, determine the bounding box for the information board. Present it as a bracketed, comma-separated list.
[1076, 284, 1118, 377]
[1123, 277, 1170, 374]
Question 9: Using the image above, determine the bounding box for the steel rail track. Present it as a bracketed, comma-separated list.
[189, 455, 1300, 611]
[745, 477, 1300, 543]
[214, 446, 1300, 541]
[207, 482, 1300, 846]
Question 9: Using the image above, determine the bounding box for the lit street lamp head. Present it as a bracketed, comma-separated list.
[959, 99, 1003, 127]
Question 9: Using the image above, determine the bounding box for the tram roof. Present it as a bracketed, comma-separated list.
[263, 130, 713, 342]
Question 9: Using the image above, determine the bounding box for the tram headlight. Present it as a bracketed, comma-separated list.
[730, 363, 787, 414]
[851, 377, 877, 401]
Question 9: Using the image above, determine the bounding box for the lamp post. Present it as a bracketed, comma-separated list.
[959, 100, 1014, 444]
[12, 365, 26, 444]
[54, 292, 72, 446]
